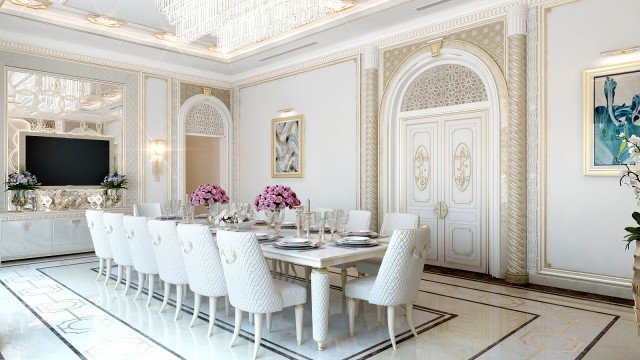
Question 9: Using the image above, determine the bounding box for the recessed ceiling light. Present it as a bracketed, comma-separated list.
[9, 0, 51, 10]
[155, 31, 181, 43]
[327, 0, 354, 12]
[600, 45, 640, 56]
[86, 14, 125, 28]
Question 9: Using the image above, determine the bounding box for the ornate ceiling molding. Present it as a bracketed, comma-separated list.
[0, 39, 232, 89]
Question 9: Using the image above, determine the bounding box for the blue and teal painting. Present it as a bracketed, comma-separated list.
[593, 72, 640, 166]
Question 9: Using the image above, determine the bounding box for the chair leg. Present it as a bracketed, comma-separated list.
[160, 282, 171, 313]
[253, 313, 262, 360]
[229, 307, 243, 348]
[305, 267, 311, 291]
[225, 295, 231, 316]
[357, 271, 365, 278]
[146, 274, 155, 307]
[266, 313, 272, 332]
[249, 312, 254, 325]
[135, 272, 144, 300]
[341, 268, 347, 298]
[271, 259, 277, 279]
[96, 258, 104, 281]
[377, 305, 383, 327]
[295, 304, 303, 345]
[406, 302, 417, 337]
[387, 306, 397, 349]
[347, 297, 356, 337]
[208, 296, 218, 337]
[114, 265, 123, 291]
[124, 266, 132, 295]
[290, 263, 298, 277]
[284, 261, 290, 282]
[190, 293, 201, 328]
[104, 259, 112, 285]
[174, 284, 183, 321]
[183, 284, 188, 300]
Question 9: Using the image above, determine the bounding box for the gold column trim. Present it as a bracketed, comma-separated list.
[365, 68, 379, 231]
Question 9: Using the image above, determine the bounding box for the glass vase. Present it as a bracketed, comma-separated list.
[267, 209, 285, 238]
[207, 203, 220, 226]
[10, 189, 28, 212]
[105, 188, 122, 207]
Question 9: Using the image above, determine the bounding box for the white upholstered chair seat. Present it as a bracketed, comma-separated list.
[123, 216, 160, 306]
[344, 275, 376, 299]
[346, 227, 431, 350]
[217, 230, 305, 359]
[85, 210, 114, 285]
[273, 279, 306, 308]
[133, 203, 162, 218]
[355, 212, 420, 275]
[103, 212, 135, 295]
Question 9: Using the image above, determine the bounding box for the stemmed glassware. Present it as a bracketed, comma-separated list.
[337, 210, 350, 236]
[266, 209, 285, 238]
[325, 210, 338, 241]
[312, 211, 327, 243]
[161, 202, 171, 218]
[171, 199, 181, 218]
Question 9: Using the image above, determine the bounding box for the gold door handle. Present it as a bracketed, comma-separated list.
[434, 201, 448, 219]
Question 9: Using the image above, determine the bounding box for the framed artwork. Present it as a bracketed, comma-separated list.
[584, 61, 640, 176]
[272, 115, 304, 178]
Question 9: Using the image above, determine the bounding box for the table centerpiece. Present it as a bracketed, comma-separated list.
[189, 184, 229, 225]
[215, 209, 256, 229]
[254, 185, 301, 238]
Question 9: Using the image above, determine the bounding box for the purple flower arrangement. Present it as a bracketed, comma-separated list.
[254, 185, 301, 211]
[6, 171, 40, 191]
[189, 184, 229, 207]
[100, 172, 128, 190]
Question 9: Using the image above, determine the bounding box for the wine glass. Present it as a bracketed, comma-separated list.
[338, 210, 350, 236]
[312, 211, 327, 243]
[172, 199, 182, 218]
[325, 210, 338, 241]
[161, 202, 171, 218]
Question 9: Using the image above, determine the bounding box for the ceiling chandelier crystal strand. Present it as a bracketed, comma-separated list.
[154, 0, 342, 52]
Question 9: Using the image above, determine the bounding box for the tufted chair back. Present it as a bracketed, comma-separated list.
[177, 224, 227, 297]
[379, 212, 420, 237]
[103, 213, 134, 266]
[368, 227, 431, 306]
[346, 210, 372, 231]
[216, 230, 282, 314]
[85, 210, 112, 259]
[147, 220, 188, 285]
[133, 203, 162, 218]
[123, 216, 158, 275]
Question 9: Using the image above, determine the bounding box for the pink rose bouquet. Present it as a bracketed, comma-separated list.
[189, 184, 229, 207]
[254, 185, 301, 211]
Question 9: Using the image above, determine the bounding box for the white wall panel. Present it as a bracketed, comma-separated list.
[238, 61, 358, 210]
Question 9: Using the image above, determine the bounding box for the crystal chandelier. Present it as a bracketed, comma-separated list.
[154, 0, 351, 52]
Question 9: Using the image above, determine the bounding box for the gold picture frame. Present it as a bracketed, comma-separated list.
[272, 115, 304, 178]
[583, 60, 640, 176]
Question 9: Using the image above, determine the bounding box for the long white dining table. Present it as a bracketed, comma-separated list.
[218, 225, 389, 352]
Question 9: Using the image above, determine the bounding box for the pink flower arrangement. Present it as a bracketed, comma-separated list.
[254, 185, 301, 211]
[189, 184, 229, 207]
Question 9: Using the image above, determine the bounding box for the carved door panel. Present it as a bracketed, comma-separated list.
[401, 109, 487, 273]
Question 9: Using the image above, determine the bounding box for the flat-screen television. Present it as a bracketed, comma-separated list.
[20, 133, 113, 187]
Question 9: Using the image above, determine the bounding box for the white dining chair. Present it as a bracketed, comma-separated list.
[147, 219, 189, 320]
[103, 212, 135, 295]
[85, 210, 114, 285]
[217, 230, 306, 359]
[123, 215, 160, 306]
[177, 224, 228, 336]
[345, 226, 431, 349]
[355, 212, 420, 275]
[133, 203, 162, 217]
[346, 209, 372, 232]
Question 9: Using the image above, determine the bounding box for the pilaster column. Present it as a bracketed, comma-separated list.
[505, 4, 529, 284]
[363, 45, 380, 231]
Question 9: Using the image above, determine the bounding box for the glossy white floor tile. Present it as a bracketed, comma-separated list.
[0, 255, 638, 359]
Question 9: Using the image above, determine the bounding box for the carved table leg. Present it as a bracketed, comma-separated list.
[311, 267, 329, 351]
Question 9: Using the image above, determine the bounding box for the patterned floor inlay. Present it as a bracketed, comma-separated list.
[0, 256, 638, 359]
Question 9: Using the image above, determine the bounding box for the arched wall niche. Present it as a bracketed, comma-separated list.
[177, 94, 233, 198]
[379, 39, 509, 277]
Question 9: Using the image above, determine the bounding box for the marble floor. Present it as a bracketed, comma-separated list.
[0, 255, 638, 359]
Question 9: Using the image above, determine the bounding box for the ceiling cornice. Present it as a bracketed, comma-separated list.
[0, 39, 233, 88]
[232, 0, 515, 85]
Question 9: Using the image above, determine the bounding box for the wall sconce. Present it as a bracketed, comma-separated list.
[600, 45, 640, 56]
[277, 108, 294, 116]
[149, 139, 166, 181]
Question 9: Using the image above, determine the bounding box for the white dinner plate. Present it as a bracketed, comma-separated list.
[341, 236, 372, 243]
[345, 230, 378, 238]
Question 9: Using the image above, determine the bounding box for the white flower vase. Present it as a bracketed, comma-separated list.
[207, 203, 220, 226]
[10, 190, 28, 212]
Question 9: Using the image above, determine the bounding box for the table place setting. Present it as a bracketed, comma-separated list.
[273, 237, 320, 250]
[336, 236, 379, 248]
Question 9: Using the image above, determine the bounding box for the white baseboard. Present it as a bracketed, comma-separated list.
[530, 271, 633, 300]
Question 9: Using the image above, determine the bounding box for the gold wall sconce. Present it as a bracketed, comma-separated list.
[149, 139, 166, 181]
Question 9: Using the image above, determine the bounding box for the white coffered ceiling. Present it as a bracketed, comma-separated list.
[0, 0, 481, 78]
